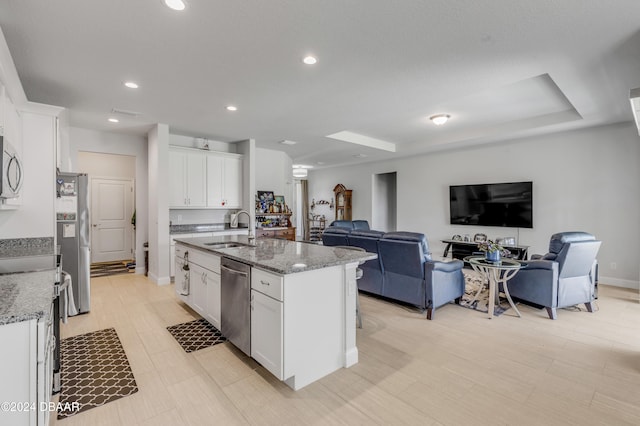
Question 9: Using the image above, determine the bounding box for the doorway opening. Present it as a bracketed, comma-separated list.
[78, 152, 136, 273]
[372, 172, 397, 232]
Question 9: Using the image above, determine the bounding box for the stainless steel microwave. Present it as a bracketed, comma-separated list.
[0, 135, 24, 198]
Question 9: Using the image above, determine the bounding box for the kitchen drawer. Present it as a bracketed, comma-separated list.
[175, 244, 188, 260]
[256, 229, 275, 238]
[251, 268, 283, 301]
[275, 228, 295, 240]
[188, 248, 221, 273]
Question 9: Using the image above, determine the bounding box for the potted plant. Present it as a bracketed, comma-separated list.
[477, 240, 511, 262]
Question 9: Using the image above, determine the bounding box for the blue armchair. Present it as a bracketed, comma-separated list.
[347, 230, 385, 295]
[507, 232, 601, 320]
[329, 220, 370, 230]
[377, 232, 465, 319]
[321, 227, 350, 246]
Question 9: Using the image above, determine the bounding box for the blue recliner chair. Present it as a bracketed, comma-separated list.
[507, 232, 601, 320]
[329, 220, 370, 230]
[377, 232, 465, 319]
[321, 227, 350, 246]
[347, 230, 385, 295]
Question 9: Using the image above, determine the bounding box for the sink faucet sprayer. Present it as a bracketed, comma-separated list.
[235, 210, 255, 244]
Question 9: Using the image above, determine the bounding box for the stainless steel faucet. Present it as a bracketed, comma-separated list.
[235, 210, 255, 244]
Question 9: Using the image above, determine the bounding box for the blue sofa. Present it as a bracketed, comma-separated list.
[322, 228, 465, 319]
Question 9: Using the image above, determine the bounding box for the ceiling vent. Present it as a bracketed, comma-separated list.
[111, 108, 141, 117]
[630, 88, 640, 135]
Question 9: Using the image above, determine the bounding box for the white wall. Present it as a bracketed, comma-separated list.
[0, 110, 58, 238]
[308, 122, 640, 289]
[77, 152, 135, 179]
[148, 124, 171, 284]
[255, 147, 294, 224]
[64, 127, 148, 274]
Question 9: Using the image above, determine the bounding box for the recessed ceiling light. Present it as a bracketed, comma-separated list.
[303, 55, 317, 65]
[279, 140, 297, 145]
[124, 81, 139, 89]
[108, 118, 119, 123]
[226, 105, 237, 111]
[316, 161, 325, 165]
[353, 154, 368, 158]
[430, 114, 451, 125]
[164, 0, 186, 11]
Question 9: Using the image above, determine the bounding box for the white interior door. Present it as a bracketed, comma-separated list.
[91, 177, 134, 263]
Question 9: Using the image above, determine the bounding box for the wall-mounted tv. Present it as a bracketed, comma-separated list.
[449, 181, 533, 228]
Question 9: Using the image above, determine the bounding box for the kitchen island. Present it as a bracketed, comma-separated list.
[174, 235, 376, 390]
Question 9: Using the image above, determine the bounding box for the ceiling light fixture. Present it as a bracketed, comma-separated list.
[353, 154, 368, 158]
[430, 114, 451, 125]
[226, 105, 237, 111]
[279, 140, 297, 145]
[292, 164, 311, 178]
[124, 81, 139, 89]
[108, 118, 119, 123]
[303, 55, 317, 65]
[292, 168, 308, 178]
[164, 0, 186, 11]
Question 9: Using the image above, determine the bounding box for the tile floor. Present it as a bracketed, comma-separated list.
[51, 273, 640, 425]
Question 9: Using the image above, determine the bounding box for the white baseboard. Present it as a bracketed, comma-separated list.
[135, 266, 145, 275]
[148, 272, 171, 286]
[599, 276, 639, 291]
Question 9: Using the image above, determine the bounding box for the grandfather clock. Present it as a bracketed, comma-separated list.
[333, 183, 352, 221]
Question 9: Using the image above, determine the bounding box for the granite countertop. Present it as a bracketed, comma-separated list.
[174, 235, 377, 275]
[170, 223, 249, 234]
[0, 269, 56, 325]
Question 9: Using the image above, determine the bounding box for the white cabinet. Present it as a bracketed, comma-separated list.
[206, 152, 243, 208]
[0, 315, 53, 426]
[189, 263, 208, 316]
[169, 148, 207, 208]
[251, 289, 283, 379]
[174, 243, 222, 330]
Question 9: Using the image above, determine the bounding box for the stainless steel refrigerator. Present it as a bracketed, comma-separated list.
[56, 172, 91, 313]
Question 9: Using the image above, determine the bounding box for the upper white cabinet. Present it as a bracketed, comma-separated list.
[169, 146, 243, 209]
[206, 152, 243, 208]
[169, 147, 207, 208]
[0, 83, 23, 150]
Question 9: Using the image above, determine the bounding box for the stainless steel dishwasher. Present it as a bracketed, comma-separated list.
[220, 257, 251, 356]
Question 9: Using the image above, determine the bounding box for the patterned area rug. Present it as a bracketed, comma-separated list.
[460, 272, 511, 316]
[90, 261, 134, 278]
[58, 328, 138, 419]
[167, 318, 226, 353]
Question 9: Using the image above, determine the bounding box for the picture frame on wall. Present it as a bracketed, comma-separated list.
[274, 195, 285, 205]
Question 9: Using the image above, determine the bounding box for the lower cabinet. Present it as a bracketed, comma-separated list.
[174, 244, 221, 330]
[250, 289, 283, 379]
[0, 315, 53, 426]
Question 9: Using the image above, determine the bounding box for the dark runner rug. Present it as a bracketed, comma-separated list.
[460, 272, 511, 316]
[167, 318, 226, 353]
[58, 328, 138, 419]
[90, 261, 132, 278]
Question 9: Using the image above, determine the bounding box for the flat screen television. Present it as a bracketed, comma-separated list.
[449, 181, 533, 228]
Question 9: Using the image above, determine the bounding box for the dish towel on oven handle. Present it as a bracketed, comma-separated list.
[60, 270, 78, 322]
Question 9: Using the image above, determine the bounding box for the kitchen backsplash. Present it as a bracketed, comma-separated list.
[169, 209, 234, 225]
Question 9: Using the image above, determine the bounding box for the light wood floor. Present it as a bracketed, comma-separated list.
[51, 274, 640, 425]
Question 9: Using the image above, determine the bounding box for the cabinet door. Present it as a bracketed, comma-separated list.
[251, 290, 283, 379]
[223, 156, 243, 208]
[189, 263, 207, 316]
[204, 271, 221, 330]
[169, 150, 188, 207]
[206, 154, 224, 207]
[186, 153, 207, 207]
